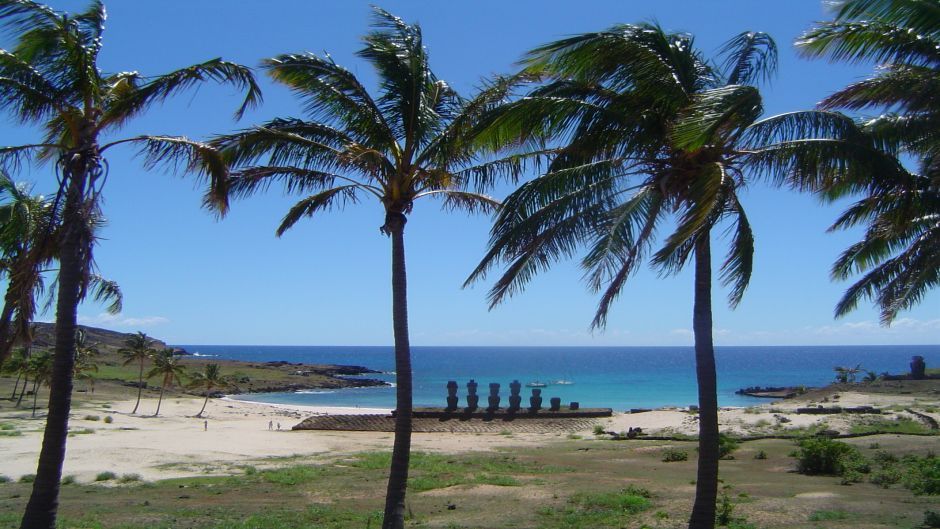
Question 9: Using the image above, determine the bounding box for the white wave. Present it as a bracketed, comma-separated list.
[294, 390, 337, 395]
[190, 352, 216, 357]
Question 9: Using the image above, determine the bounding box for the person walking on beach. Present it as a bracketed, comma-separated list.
[204, 420, 208, 431]
[277, 422, 281, 431]
[268, 420, 273, 431]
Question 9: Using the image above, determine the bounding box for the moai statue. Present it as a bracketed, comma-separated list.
[466, 379, 479, 411]
[446, 380, 459, 411]
[549, 397, 561, 411]
[570, 401, 580, 410]
[911, 356, 927, 380]
[487, 382, 501, 411]
[529, 388, 543, 411]
[508, 380, 522, 412]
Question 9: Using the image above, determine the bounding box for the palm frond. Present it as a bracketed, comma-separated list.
[276, 185, 360, 236]
[719, 31, 778, 86]
[416, 189, 500, 215]
[718, 193, 754, 307]
[86, 273, 121, 314]
[672, 85, 763, 150]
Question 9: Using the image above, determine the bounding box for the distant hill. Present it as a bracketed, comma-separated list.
[30, 322, 168, 352]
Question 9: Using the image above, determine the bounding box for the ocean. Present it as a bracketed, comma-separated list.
[180, 345, 940, 411]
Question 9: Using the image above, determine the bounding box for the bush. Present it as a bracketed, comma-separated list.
[754, 450, 767, 460]
[870, 467, 902, 488]
[718, 434, 740, 459]
[103, 416, 113, 424]
[0, 475, 10, 484]
[662, 448, 688, 462]
[923, 510, 940, 528]
[118, 473, 141, 483]
[794, 438, 867, 476]
[60, 475, 76, 485]
[19, 474, 35, 483]
[903, 456, 940, 495]
[95, 471, 117, 482]
[83, 415, 100, 421]
[593, 425, 606, 436]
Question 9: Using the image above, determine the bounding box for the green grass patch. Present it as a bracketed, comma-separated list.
[662, 448, 688, 462]
[95, 471, 117, 482]
[538, 486, 652, 528]
[69, 427, 96, 436]
[850, 418, 933, 435]
[261, 465, 330, 486]
[809, 509, 849, 521]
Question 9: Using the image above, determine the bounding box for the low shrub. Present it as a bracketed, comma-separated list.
[662, 448, 688, 462]
[0, 475, 10, 484]
[19, 474, 35, 483]
[83, 415, 100, 421]
[903, 455, 940, 496]
[718, 434, 739, 459]
[809, 510, 848, 522]
[60, 475, 76, 485]
[95, 471, 117, 482]
[923, 510, 940, 528]
[593, 425, 606, 436]
[754, 450, 768, 460]
[103, 416, 113, 424]
[794, 438, 867, 476]
[118, 473, 141, 483]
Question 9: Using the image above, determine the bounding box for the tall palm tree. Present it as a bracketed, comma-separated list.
[468, 25, 777, 529]
[748, 0, 939, 323]
[188, 363, 227, 418]
[118, 331, 155, 414]
[213, 10, 521, 528]
[146, 348, 185, 417]
[0, 3, 261, 527]
[4, 347, 28, 399]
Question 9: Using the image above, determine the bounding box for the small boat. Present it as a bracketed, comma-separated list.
[525, 381, 547, 388]
[553, 379, 574, 385]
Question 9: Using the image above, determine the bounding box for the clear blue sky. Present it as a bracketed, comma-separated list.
[1, 1, 937, 346]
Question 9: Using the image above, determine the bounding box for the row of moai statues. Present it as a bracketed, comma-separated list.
[446, 379, 568, 412]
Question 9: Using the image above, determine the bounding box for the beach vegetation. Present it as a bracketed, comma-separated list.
[68, 428, 95, 436]
[59, 475, 76, 486]
[0, 2, 260, 524]
[808, 509, 849, 522]
[26, 351, 52, 417]
[102, 415, 113, 424]
[211, 7, 531, 525]
[18, 474, 35, 483]
[94, 471, 116, 482]
[923, 510, 940, 528]
[467, 21, 780, 528]
[793, 438, 868, 476]
[0, 422, 21, 436]
[0, 475, 9, 484]
[593, 425, 606, 436]
[82, 415, 100, 422]
[850, 417, 933, 435]
[903, 455, 940, 496]
[118, 473, 141, 484]
[754, 450, 767, 460]
[662, 448, 689, 462]
[718, 434, 740, 459]
[537, 487, 652, 528]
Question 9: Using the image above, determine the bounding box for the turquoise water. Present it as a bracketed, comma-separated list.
[181, 345, 940, 410]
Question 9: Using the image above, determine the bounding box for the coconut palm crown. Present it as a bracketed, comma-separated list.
[0, 2, 261, 528]
[466, 24, 777, 529]
[747, 0, 939, 323]
[212, 9, 531, 529]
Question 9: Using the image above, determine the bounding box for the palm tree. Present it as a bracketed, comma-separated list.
[750, 0, 939, 323]
[214, 10, 520, 528]
[188, 363, 227, 418]
[4, 347, 28, 399]
[468, 25, 777, 529]
[26, 351, 51, 418]
[0, 2, 261, 526]
[73, 328, 98, 393]
[0, 171, 57, 370]
[146, 348, 185, 417]
[119, 332, 155, 414]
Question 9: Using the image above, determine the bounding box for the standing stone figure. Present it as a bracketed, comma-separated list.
[529, 388, 543, 411]
[487, 382, 501, 411]
[911, 356, 926, 380]
[446, 380, 459, 411]
[549, 397, 561, 411]
[466, 379, 479, 411]
[508, 380, 522, 412]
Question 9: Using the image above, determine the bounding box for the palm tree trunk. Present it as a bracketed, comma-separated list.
[688, 235, 719, 529]
[197, 392, 209, 418]
[0, 298, 16, 370]
[382, 212, 412, 529]
[10, 371, 22, 399]
[20, 166, 89, 529]
[132, 359, 144, 414]
[15, 373, 28, 407]
[154, 384, 165, 417]
[31, 383, 39, 418]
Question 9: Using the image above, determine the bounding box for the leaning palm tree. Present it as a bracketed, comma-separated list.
[4, 347, 28, 399]
[0, 2, 261, 526]
[188, 363, 227, 418]
[118, 332, 155, 414]
[146, 349, 185, 417]
[468, 25, 777, 529]
[214, 10, 521, 528]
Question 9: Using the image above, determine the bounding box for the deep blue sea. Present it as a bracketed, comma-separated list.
[179, 345, 940, 411]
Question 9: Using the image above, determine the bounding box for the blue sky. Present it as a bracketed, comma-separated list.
[1, 1, 937, 346]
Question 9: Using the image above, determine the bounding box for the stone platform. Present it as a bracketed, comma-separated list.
[400, 406, 613, 419]
[293, 414, 604, 433]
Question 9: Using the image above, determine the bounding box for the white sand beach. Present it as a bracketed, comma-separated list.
[1, 389, 936, 483]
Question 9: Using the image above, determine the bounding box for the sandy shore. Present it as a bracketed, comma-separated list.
[1, 388, 936, 483]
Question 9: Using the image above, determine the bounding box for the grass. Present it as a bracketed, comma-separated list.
[68, 427, 96, 436]
[0, 422, 21, 437]
[808, 509, 850, 521]
[95, 471, 117, 482]
[537, 487, 652, 528]
[849, 418, 933, 435]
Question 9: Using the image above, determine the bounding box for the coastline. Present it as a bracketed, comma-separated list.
[1, 380, 937, 484]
